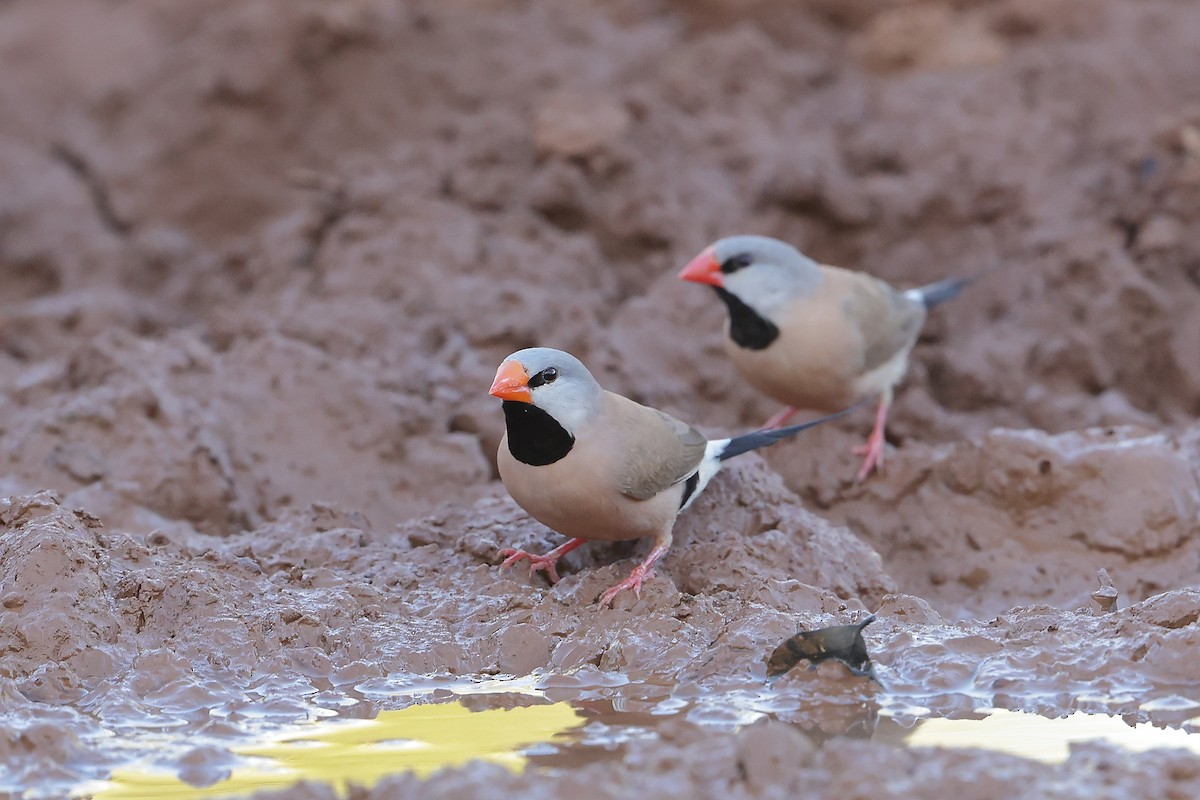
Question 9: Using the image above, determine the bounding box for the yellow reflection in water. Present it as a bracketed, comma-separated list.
[87, 701, 583, 799]
[902, 709, 1200, 764]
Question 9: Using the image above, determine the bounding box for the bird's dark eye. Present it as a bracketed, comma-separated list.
[528, 367, 558, 388]
[720, 253, 753, 274]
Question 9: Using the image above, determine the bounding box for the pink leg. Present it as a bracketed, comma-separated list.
[499, 537, 587, 585]
[853, 395, 891, 482]
[599, 534, 673, 607]
[763, 406, 799, 430]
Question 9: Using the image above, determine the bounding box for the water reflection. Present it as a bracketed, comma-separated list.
[874, 708, 1200, 763]
[75, 672, 1200, 799]
[85, 701, 583, 799]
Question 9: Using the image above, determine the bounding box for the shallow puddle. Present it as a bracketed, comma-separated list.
[81, 700, 584, 799]
[73, 674, 1200, 799]
[877, 708, 1200, 763]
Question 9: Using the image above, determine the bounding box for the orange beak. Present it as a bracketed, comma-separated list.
[677, 246, 723, 287]
[489, 360, 533, 403]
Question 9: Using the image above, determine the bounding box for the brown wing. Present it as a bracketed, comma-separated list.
[602, 392, 708, 501]
[828, 267, 926, 373]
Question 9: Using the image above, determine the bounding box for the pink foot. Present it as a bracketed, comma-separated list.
[763, 406, 798, 430]
[499, 548, 563, 584]
[598, 538, 673, 607]
[853, 429, 885, 482]
[851, 395, 892, 482]
[599, 564, 654, 607]
[497, 537, 587, 586]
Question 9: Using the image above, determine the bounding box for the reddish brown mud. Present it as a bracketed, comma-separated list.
[2, 0, 1199, 797]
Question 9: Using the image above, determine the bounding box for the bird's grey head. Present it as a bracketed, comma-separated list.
[678, 236, 824, 350]
[704, 235, 823, 317]
[488, 347, 602, 435]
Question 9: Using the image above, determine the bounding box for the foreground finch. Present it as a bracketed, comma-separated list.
[679, 235, 974, 481]
[488, 347, 851, 606]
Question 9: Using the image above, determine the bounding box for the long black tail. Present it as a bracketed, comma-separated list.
[718, 402, 864, 462]
[909, 276, 973, 310]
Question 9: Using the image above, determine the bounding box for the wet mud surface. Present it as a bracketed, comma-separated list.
[2, 0, 1200, 797]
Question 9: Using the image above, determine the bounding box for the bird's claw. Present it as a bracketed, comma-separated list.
[498, 548, 562, 584]
[853, 433, 885, 482]
[599, 565, 653, 607]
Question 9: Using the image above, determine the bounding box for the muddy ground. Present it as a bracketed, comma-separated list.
[2, 0, 1200, 797]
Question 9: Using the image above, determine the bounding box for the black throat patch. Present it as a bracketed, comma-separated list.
[502, 401, 575, 466]
[713, 287, 780, 351]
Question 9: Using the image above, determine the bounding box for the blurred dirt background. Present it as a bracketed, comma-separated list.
[2, 0, 1200, 797]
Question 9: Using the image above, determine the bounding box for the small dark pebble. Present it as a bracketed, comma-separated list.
[767, 614, 880, 683]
